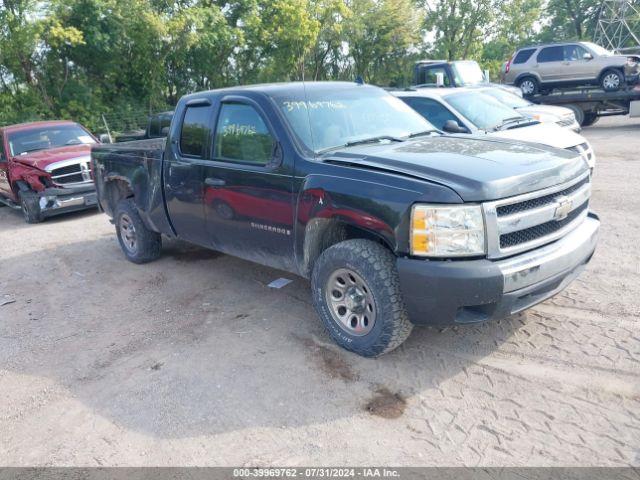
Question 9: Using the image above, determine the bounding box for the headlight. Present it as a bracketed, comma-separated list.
[411, 205, 486, 257]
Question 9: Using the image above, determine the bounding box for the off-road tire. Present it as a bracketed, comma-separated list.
[311, 239, 413, 357]
[114, 198, 161, 264]
[19, 191, 43, 224]
[600, 69, 624, 92]
[517, 76, 539, 96]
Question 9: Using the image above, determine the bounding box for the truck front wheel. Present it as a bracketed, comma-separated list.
[311, 239, 413, 357]
[115, 198, 162, 264]
[19, 191, 43, 224]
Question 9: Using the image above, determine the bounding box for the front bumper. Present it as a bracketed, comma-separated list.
[397, 213, 599, 325]
[35, 184, 98, 218]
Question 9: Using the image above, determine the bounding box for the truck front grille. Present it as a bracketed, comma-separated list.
[496, 176, 589, 216]
[483, 172, 591, 259]
[499, 200, 589, 248]
[47, 158, 92, 186]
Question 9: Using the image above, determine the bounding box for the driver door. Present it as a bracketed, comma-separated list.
[202, 97, 296, 272]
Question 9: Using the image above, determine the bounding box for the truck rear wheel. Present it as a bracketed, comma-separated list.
[115, 198, 162, 264]
[19, 191, 43, 224]
[311, 239, 413, 357]
[517, 76, 539, 96]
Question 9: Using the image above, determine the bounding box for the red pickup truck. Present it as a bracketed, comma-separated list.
[0, 120, 99, 223]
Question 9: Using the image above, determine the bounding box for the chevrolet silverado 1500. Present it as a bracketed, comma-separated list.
[92, 82, 599, 357]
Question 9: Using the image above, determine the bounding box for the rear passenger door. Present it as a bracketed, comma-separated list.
[164, 99, 213, 246]
[202, 97, 296, 271]
[536, 46, 565, 82]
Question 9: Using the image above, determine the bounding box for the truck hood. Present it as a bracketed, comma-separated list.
[324, 135, 587, 202]
[488, 122, 586, 150]
[11, 144, 93, 171]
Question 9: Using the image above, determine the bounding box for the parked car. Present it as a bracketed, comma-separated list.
[92, 82, 599, 357]
[0, 120, 98, 223]
[393, 87, 595, 170]
[503, 41, 640, 95]
[113, 110, 174, 143]
[413, 59, 523, 96]
[478, 86, 581, 132]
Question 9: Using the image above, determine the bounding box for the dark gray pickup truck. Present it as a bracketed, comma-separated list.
[92, 81, 599, 357]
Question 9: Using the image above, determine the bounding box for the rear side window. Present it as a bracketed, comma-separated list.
[513, 49, 536, 64]
[401, 97, 458, 130]
[180, 106, 211, 157]
[148, 117, 161, 137]
[214, 103, 274, 165]
[537, 46, 563, 63]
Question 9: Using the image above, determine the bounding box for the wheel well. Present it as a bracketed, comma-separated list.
[301, 218, 394, 277]
[104, 179, 134, 217]
[599, 67, 624, 81]
[515, 73, 539, 85]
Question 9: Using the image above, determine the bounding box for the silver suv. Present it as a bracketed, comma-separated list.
[503, 41, 640, 95]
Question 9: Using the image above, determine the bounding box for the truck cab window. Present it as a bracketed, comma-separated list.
[180, 106, 211, 157]
[214, 103, 274, 165]
[418, 67, 451, 86]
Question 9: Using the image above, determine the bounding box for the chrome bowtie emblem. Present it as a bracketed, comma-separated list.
[554, 195, 573, 221]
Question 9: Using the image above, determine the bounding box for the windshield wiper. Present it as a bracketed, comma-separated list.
[18, 147, 47, 155]
[317, 135, 404, 154]
[493, 116, 537, 131]
[407, 129, 439, 138]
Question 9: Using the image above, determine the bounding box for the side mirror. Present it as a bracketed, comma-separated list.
[583, 52, 593, 60]
[443, 120, 467, 134]
[435, 72, 445, 87]
[99, 133, 112, 144]
[161, 126, 170, 136]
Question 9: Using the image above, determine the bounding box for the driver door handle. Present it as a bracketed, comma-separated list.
[205, 177, 226, 187]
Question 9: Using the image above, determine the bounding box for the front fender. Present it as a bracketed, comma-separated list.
[294, 173, 458, 276]
[9, 161, 50, 194]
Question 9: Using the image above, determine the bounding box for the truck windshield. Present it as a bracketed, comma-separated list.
[272, 86, 435, 154]
[445, 91, 526, 131]
[482, 88, 532, 108]
[8, 124, 96, 156]
[450, 61, 486, 86]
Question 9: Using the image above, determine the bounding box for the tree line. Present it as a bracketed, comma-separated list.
[0, 0, 605, 131]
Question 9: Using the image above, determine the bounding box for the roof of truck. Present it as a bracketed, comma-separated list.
[181, 81, 382, 102]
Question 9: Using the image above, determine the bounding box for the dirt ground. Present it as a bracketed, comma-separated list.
[0, 116, 639, 467]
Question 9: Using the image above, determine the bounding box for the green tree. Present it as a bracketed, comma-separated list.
[347, 0, 421, 85]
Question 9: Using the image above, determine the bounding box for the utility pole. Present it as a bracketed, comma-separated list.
[594, 0, 640, 54]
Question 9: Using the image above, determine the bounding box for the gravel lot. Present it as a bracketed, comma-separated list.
[0, 116, 638, 467]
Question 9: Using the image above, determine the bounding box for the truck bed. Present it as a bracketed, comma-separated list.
[92, 138, 173, 235]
